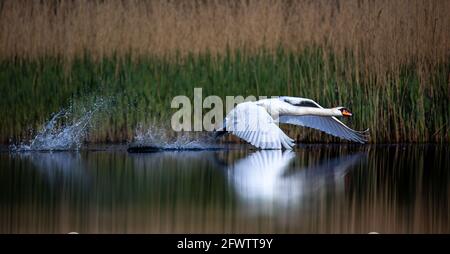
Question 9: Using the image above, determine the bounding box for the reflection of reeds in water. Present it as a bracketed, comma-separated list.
[0, 145, 448, 233]
[0, 0, 449, 143]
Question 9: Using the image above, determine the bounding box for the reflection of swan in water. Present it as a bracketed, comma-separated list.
[226, 150, 366, 209]
[128, 149, 366, 209]
[227, 151, 296, 202]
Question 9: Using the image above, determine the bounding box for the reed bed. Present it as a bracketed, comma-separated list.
[0, 0, 449, 144]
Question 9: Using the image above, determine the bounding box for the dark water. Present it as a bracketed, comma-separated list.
[0, 144, 449, 233]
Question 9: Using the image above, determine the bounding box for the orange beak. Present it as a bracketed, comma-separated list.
[342, 109, 352, 117]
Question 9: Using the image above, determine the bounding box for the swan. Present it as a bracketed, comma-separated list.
[216, 97, 369, 149]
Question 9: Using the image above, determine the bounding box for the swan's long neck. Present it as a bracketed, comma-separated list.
[284, 106, 338, 117]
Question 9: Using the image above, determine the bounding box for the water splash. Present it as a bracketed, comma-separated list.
[131, 124, 222, 150]
[10, 99, 106, 151]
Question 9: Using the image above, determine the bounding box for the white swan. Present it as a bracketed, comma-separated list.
[216, 97, 369, 149]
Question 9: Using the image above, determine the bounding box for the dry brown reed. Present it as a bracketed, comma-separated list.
[1, 0, 449, 72]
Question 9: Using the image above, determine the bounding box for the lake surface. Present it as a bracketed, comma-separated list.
[0, 144, 448, 233]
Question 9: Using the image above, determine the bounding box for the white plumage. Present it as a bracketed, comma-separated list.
[219, 97, 369, 149]
[225, 102, 295, 149]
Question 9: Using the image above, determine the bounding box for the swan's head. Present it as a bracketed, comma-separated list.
[335, 107, 352, 117]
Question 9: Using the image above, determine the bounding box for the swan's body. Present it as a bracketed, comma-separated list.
[217, 97, 369, 149]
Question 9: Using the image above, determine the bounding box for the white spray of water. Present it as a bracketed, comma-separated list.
[132, 124, 222, 150]
[10, 99, 106, 151]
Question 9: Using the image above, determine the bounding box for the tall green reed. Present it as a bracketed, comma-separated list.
[0, 49, 448, 144]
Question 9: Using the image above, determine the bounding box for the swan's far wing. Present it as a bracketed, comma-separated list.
[281, 97, 323, 108]
[225, 102, 294, 149]
[279, 115, 369, 143]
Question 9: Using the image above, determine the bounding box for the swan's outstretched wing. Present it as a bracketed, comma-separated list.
[279, 97, 369, 143]
[280, 115, 369, 143]
[225, 102, 294, 149]
[281, 96, 322, 108]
